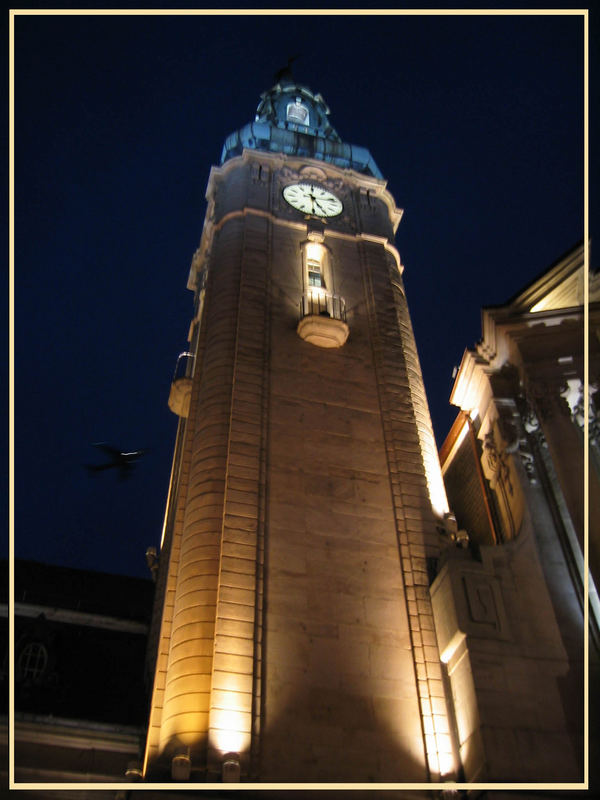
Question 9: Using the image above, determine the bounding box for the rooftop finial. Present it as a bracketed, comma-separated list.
[274, 54, 300, 85]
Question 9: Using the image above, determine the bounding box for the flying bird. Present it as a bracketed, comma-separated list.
[85, 443, 146, 479]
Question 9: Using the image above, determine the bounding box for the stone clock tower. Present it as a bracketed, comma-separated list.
[143, 70, 457, 784]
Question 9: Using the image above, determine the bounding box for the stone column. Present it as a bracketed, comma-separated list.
[527, 379, 586, 551]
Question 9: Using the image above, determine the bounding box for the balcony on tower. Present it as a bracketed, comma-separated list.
[168, 351, 195, 417]
[296, 239, 349, 348]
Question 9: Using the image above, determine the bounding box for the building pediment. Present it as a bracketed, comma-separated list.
[473, 243, 594, 367]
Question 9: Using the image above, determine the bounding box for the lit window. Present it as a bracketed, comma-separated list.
[287, 101, 309, 126]
[18, 641, 48, 682]
[308, 259, 325, 288]
[303, 242, 330, 294]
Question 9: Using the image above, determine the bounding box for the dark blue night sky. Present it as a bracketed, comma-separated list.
[12, 10, 593, 578]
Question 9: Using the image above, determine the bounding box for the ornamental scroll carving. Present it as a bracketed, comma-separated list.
[483, 431, 513, 497]
[518, 397, 546, 482]
[480, 410, 527, 541]
[560, 378, 600, 447]
[481, 428, 515, 540]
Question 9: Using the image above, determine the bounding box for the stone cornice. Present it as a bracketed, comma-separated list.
[5, 601, 149, 634]
[472, 244, 588, 365]
[188, 192, 403, 290]
[477, 303, 586, 365]
[449, 347, 494, 422]
[13, 714, 143, 752]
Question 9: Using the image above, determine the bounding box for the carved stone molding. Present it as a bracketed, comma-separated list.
[296, 314, 349, 348]
[279, 165, 345, 197]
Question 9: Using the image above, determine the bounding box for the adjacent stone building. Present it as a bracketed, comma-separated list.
[3, 560, 154, 790]
[437, 242, 598, 783]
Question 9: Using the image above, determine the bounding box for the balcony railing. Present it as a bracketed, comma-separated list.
[300, 291, 346, 322]
[172, 352, 195, 382]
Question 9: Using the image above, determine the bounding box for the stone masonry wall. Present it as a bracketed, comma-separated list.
[259, 227, 436, 781]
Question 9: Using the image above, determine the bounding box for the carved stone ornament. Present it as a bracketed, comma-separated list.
[497, 415, 519, 454]
[518, 447, 537, 484]
[463, 575, 501, 630]
[560, 379, 583, 425]
[298, 164, 328, 182]
[280, 165, 345, 198]
[483, 431, 513, 497]
[561, 379, 600, 446]
[522, 403, 540, 435]
[519, 395, 547, 448]
[526, 380, 561, 422]
[507, 398, 539, 483]
[279, 166, 301, 183]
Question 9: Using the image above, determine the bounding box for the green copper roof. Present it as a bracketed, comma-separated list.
[220, 75, 383, 179]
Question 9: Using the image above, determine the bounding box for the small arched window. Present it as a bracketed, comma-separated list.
[18, 641, 48, 682]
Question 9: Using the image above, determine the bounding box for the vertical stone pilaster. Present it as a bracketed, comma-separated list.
[206, 213, 270, 778]
[526, 378, 587, 549]
[144, 415, 197, 773]
[143, 240, 223, 777]
[145, 213, 271, 779]
[156, 220, 245, 770]
[360, 241, 454, 779]
[388, 261, 450, 525]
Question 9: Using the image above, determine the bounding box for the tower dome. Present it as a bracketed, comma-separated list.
[220, 69, 382, 178]
[254, 73, 341, 142]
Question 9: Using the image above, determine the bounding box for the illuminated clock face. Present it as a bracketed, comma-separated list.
[283, 183, 343, 217]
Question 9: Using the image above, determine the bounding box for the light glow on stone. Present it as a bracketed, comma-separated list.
[424, 449, 450, 518]
[208, 677, 251, 763]
[305, 241, 325, 262]
[438, 750, 455, 778]
[209, 712, 246, 757]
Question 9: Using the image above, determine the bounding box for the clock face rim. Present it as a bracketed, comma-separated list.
[282, 182, 343, 218]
